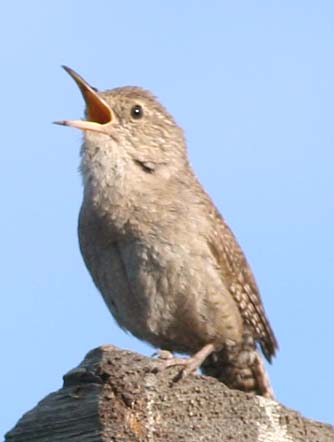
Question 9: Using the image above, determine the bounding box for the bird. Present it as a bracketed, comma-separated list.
[55, 66, 278, 398]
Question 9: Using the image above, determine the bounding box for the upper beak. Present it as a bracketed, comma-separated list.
[54, 66, 113, 133]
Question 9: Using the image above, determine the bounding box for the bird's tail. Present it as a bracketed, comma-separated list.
[201, 334, 274, 399]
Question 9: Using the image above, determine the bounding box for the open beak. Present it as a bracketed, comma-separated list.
[54, 66, 113, 133]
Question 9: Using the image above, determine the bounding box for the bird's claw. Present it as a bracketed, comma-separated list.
[152, 349, 175, 360]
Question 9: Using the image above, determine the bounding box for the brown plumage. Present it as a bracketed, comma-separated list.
[56, 66, 278, 398]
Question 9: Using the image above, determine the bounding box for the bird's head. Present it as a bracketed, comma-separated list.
[56, 67, 188, 190]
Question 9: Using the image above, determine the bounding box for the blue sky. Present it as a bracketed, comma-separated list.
[1, 1, 333, 435]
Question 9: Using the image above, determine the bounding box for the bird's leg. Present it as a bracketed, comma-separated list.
[158, 343, 216, 378]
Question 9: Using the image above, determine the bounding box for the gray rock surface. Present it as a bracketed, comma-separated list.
[5, 345, 334, 441]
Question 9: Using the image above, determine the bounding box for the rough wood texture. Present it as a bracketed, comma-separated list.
[5, 345, 333, 442]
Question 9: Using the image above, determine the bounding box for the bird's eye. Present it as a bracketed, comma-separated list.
[131, 104, 144, 119]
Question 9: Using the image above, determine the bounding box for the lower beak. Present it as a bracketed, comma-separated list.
[54, 66, 113, 133]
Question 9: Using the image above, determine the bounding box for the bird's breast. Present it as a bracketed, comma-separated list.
[79, 205, 244, 353]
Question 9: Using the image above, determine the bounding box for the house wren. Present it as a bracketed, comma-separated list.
[56, 66, 278, 398]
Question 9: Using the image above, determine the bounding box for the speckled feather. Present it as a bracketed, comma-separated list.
[206, 204, 278, 361]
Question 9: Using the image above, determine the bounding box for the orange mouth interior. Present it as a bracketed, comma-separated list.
[84, 88, 112, 124]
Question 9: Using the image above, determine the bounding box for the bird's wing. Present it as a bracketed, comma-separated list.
[207, 206, 278, 361]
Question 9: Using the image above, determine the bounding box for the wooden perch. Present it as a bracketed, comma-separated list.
[5, 345, 334, 441]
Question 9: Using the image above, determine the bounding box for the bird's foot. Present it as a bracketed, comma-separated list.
[152, 349, 175, 360]
[156, 343, 215, 379]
